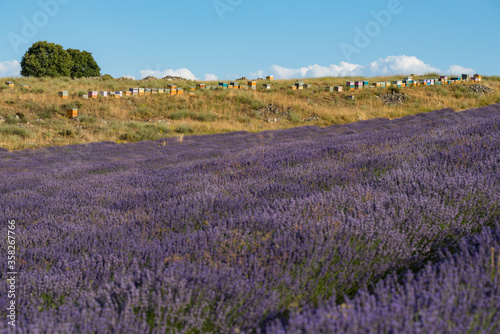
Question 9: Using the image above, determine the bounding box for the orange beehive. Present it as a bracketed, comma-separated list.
[290, 86, 297, 90]
[188, 92, 195, 96]
[177, 88, 184, 95]
[248, 81, 257, 89]
[169, 89, 177, 96]
[5, 81, 14, 88]
[228, 85, 234, 89]
[266, 76, 274, 81]
[59, 91, 69, 99]
[66, 108, 78, 118]
[189, 87, 196, 91]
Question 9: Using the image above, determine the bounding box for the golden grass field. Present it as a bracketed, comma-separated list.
[1, 74, 499, 151]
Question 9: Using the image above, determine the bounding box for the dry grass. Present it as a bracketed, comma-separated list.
[1, 75, 499, 151]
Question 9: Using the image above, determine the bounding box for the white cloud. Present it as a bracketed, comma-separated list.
[0, 60, 21, 78]
[249, 70, 265, 79]
[139, 68, 197, 80]
[260, 55, 468, 80]
[369, 55, 441, 75]
[447, 65, 475, 76]
[123, 74, 136, 80]
[204, 73, 218, 81]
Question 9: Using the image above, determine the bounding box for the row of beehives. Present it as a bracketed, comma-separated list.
[345, 74, 481, 90]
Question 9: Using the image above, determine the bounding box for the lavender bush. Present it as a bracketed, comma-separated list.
[0, 104, 499, 333]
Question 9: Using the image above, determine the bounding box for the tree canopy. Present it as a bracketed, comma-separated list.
[20, 41, 72, 77]
[67, 49, 101, 78]
[20, 41, 101, 78]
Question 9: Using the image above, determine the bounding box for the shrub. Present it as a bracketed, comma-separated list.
[388, 86, 401, 94]
[130, 106, 154, 119]
[175, 124, 194, 134]
[0, 125, 31, 138]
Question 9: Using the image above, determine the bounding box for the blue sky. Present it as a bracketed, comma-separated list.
[0, 0, 499, 80]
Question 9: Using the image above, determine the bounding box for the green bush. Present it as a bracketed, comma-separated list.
[287, 111, 301, 123]
[193, 112, 219, 122]
[79, 115, 96, 124]
[130, 106, 155, 118]
[175, 124, 194, 134]
[0, 125, 31, 138]
[58, 129, 75, 137]
[388, 86, 401, 94]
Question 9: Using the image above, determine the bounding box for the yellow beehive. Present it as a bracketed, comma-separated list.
[266, 76, 274, 81]
[290, 86, 297, 90]
[248, 81, 257, 89]
[138, 88, 145, 96]
[189, 87, 196, 91]
[167, 84, 177, 90]
[124, 91, 132, 96]
[228, 85, 234, 89]
[5, 81, 14, 88]
[169, 89, 177, 96]
[188, 92, 195, 96]
[177, 88, 184, 95]
[66, 108, 78, 118]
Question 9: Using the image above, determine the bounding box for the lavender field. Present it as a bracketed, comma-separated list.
[1, 103, 500, 333]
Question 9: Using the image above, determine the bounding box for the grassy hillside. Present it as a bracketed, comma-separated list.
[1, 74, 499, 151]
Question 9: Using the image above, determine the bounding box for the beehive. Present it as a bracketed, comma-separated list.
[403, 76, 412, 81]
[59, 91, 69, 99]
[326, 86, 334, 92]
[130, 88, 139, 95]
[196, 83, 205, 89]
[228, 85, 234, 89]
[81, 94, 88, 99]
[248, 81, 257, 89]
[334, 86, 343, 92]
[304, 84, 312, 89]
[230, 82, 239, 88]
[145, 88, 152, 96]
[290, 86, 297, 90]
[363, 81, 369, 87]
[462, 74, 470, 82]
[138, 88, 145, 96]
[169, 89, 177, 96]
[100, 91, 108, 97]
[375, 82, 381, 87]
[218, 82, 228, 88]
[355, 81, 363, 89]
[346, 95, 355, 100]
[473, 74, 481, 82]
[188, 87, 195, 92]
[20, 84, 30, 89]
[262, 84, 271, 90]
[188, 92, 195, 96]
[158, 88, 165, 94]
[114, 91, 122, 99]
[177, 88, 184, 95]
[239, 85, 248, 89]
[66, 108, 78, 118]
[5, 81, 14, 88]
[124, 91, 132, 96]
[152, 89, 158, 94]
[266, 76, 274, 81]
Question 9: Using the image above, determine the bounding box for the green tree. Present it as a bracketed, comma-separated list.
[67, 49, 101, 78]
[20, 41, 72, 77]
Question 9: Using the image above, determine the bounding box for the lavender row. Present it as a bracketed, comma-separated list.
[0, 104, 499, 332]
[266, 222, 500, 334]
